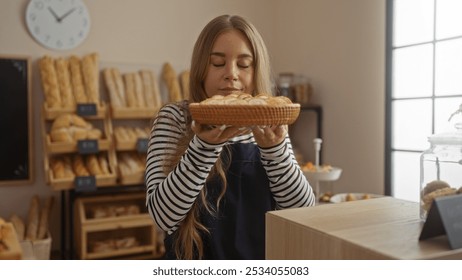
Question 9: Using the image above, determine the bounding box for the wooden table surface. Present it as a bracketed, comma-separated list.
[266, 197, 462, 259]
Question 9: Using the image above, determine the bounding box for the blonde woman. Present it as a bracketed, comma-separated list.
[145, 14, 315, 260]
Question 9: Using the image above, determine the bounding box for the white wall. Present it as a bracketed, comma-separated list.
[0, 0, 385, 251]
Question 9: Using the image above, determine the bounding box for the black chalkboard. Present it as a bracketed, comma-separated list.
[0, 56, 33, 185]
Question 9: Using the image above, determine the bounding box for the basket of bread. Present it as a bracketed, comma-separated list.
[189, 93, 300, 126]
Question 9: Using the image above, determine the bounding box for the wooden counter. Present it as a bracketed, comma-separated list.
[266, 197, 462, 259]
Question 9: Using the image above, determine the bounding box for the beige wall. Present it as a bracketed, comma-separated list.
[0, 0, 385, 250]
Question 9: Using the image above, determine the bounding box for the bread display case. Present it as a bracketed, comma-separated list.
[74, 192, 162, 260]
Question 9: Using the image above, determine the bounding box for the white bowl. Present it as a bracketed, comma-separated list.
[329, 193, 382, 203]
[303, 167, 342, 182]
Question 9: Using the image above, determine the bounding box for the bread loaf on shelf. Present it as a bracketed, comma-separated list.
[73, 155, 90, 176]
[86, 154, 104, 176]
[103, 68, 123, 107]
[55, 57, 75, 108]
[180, 70, 190, 100]
[69, 55, 88, 104]
[49, 113, 103, 142]
[162, 62, 182, 102]
[133, 72, 146, 107]
[50, 157, 74, 179]
[81, 53, 100, 105]
[118, 152, 146, 176]
[112, 68, 127, 107]
[123, 73, 138, 107]
[39, 56, 61, 109]
[98, 154, 110, 175]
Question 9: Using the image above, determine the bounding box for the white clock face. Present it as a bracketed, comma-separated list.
[26, 0, 91, 50]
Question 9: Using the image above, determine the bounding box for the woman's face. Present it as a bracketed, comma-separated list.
[203, 29, 255, 97]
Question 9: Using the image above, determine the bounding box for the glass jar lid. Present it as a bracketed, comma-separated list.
[428, 104, 462, 145]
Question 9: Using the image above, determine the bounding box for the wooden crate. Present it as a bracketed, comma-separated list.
[74, 192, 162, 260]
[43, 102, 107, 120]
[41, 110, 113, 154]
[110, 106, 158, 119]
[45, 151, 117, 191]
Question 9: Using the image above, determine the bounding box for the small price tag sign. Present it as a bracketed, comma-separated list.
[419, 195, 462, 249]
[136, 138, 148, 153]
[77, 103, 97, 116]
[77, 139, 99, 154]
[74, 176, 96, 192]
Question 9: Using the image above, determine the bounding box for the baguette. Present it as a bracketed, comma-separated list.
[37, 196, 54, 240]
[123, 73, 137, 107]
[179, 70, 190, 100]
[133, 72, 145, 107]
[86, 154, 103, 176]
[73, 155, 90, 176]
[151, 70, 162, 107]
[25, 195, 40, 241]
[112, 68, 127, 107]
[69, 56, 88, 104]
[9, 214, 25, 241]
[39, 56, 61, 108]
[81, 53, 100, 105]
[98, 154, 110, 175]
[140, 70, 155, 108]
[55, 57, 75, 108]
[162, 62, 182, 102]
[103, 68, 122, 107]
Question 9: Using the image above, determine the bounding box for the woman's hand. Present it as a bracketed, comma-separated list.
[251, 125, 287, 148]
[192, 121, 250, 145]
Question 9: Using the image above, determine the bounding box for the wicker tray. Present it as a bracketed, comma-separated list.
[189, 103, 301, 126]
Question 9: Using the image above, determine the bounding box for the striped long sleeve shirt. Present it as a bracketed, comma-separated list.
[145, 103, 315, 235]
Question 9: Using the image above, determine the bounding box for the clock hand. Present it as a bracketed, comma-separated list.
[58, 8, 77, 22]
[47, 7, 60, 22]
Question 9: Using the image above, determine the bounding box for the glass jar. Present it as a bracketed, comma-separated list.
[419, 121, 462, 221]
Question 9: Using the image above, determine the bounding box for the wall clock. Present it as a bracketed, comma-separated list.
[25, 0, 91, 50]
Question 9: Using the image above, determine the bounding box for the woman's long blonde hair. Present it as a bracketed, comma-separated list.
[166, 14, 274, 259]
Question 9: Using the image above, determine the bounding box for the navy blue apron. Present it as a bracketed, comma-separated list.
[163, 142, 275, 259]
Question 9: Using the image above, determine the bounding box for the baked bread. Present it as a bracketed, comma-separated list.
[98, 154, 110, 175]
[123, 73, 138, 107]
[133, 72, 145, 107]
[39, 56, 61, 109]
[103, 68, 123, 107]
[9, 214, 25, 241]
[81, 53, 100, 105]
[180, 70, 190, 100]
[37, 196, 54, 240]
[50, 114, 102, 142]
[73, 155, 90, 176]
[50, 157, 74, 179]
[55, 57, 75, 108]
[422, 180, 451, 196]
[69, 56, 88, 104]
[25, 196, 40, 241]
[140, 69, 162, 108]
[199, 93, 292, 105]
[162, 62, 182, 102]
[86, 154, 103, 176]
[422, 185, 458, 211]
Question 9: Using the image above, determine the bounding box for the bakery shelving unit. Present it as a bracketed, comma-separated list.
[41, 103, 117, 191]
[110, 106, 156, 187]
[74, 191, 161, 260]
[38, 57, 180, 259]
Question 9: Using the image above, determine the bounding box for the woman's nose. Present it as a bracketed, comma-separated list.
[224, 64, 238, 81]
